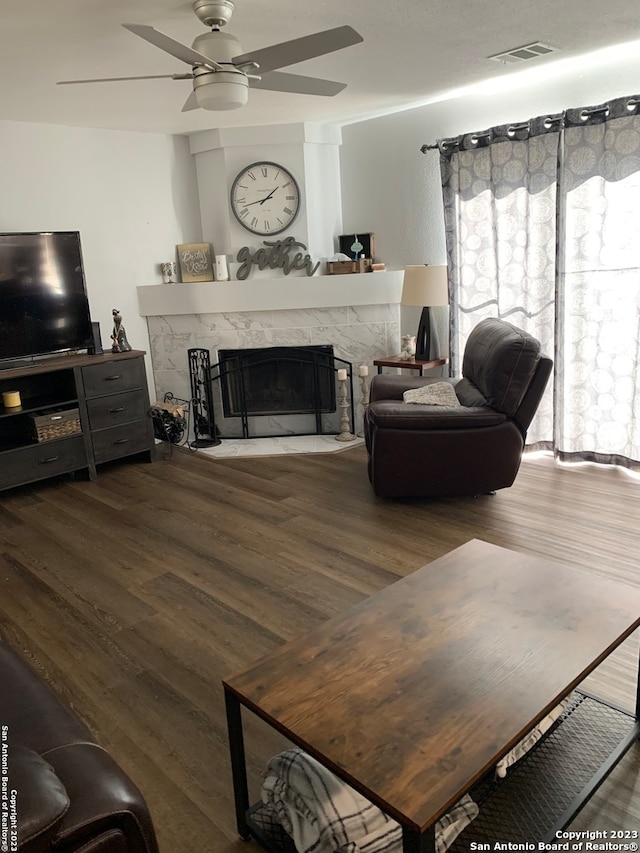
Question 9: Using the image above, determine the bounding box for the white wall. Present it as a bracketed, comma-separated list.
[339, 49, 640, 340]
[303, 139, 343, 260]
[0, 120, 202, 392]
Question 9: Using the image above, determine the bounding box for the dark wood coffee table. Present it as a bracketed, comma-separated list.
[223, 540, 640, 853]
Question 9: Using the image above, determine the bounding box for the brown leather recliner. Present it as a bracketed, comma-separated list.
[0, 637, 159, 853]
[364, 318, 553, 498]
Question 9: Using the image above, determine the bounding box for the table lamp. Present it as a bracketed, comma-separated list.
[401, 265, 449, 359]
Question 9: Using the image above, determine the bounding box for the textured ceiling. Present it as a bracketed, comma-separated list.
[2, 0, 639, 135]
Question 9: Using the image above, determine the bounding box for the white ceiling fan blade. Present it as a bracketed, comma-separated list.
[249, 72, 346, 97]
[232, 25, 363, 75]
[182, 91, 199, 112]
[58, 73, 193, 85]
[122, 23, 225, 71]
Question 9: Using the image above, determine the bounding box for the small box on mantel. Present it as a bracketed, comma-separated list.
[326, 259, 373, 275]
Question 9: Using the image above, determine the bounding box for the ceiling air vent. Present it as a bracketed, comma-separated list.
[488, 42, 557, 64]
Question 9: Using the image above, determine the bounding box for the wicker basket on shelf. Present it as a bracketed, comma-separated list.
[30, 408, 82, 442]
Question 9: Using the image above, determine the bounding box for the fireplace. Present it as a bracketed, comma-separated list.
[140, 274, 402, 442]
[218, 345, 336, 421]
[139, 271, 402, 443]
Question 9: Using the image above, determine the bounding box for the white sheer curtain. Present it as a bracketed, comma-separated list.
[437, 96, 640, 468]
[558, 107, 640, 464]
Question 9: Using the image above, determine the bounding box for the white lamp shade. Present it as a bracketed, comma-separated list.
[401, 265, 449, 307]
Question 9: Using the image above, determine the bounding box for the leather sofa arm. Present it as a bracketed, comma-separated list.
[9, 745, 70, 852]
[43, 743, 159, 853]
[369, 374, 456, 403]
[0, 638, 159, 853]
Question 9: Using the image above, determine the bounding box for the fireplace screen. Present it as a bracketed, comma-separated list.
[218, 345, 336, 418]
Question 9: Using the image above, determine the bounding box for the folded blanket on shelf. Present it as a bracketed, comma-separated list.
[261, 748, 479, 853]
[495, 699, 570, 779]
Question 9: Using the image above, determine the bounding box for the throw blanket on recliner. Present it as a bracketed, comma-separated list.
[261, 748, 479, 853]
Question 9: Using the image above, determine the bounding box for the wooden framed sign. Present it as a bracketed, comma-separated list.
[177, 243, 214, 282]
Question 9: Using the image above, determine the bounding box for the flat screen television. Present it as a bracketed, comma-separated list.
[0, 231, 94, 367]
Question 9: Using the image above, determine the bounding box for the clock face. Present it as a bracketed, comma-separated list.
[230, 161, 301, 236]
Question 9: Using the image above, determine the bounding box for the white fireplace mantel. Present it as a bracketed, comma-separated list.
[137, 270, 403, 317]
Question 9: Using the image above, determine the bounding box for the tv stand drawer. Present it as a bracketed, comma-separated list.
[82, 358, 146, 397]
[0, 436, 87, 489]
[87, 390, 148, 431]
[91, 420, 154, 465]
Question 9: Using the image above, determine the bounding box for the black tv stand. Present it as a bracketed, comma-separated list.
[0, 350, 155, 492]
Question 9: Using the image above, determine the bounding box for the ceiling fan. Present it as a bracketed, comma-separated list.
[57, 0, 363, 112]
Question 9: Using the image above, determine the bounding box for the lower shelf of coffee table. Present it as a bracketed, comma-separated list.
[450, 692, 638, 847]
[245, 691, 639, 852]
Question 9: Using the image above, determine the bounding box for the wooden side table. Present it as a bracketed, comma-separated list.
[373, 355, 448, 376]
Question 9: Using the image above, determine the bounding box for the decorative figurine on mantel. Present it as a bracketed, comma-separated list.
[161, 261, 177, 283]
[111, 308, 132, 353]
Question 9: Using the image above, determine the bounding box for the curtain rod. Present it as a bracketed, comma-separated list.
[420, 115, 562, 154]
[420, 95, 640, 153]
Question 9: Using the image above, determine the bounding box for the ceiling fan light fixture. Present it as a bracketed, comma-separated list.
[192, 29, 242, 62]
[193, 71, 248, 110]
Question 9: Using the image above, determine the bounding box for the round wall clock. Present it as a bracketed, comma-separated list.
[230, 161, 301, 236]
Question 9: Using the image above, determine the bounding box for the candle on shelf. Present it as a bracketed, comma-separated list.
[2, 390, 21, 408]
[337, 368, 348, 381]
[358, 365, 369, 377]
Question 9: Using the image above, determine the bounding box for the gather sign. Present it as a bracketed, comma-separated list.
[236, 236, 320, 281]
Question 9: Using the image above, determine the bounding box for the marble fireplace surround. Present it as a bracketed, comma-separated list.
[137, 271, 403, 437]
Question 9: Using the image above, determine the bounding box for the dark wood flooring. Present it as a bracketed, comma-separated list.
[1, 445, 639, 851]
